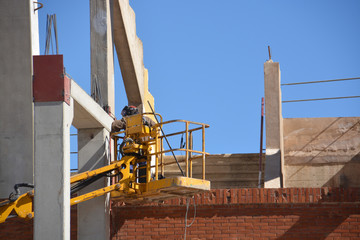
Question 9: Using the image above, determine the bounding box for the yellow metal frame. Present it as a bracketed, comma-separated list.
[1, 112, 210, 223]
[110, 113, 210, 200]
[0, 191, 34, 223]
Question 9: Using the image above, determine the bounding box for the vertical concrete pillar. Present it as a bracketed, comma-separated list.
[77, 128, 110, 240]
[0, 0, 38, 197]
[34, 100, 73, 240]
[77, 1, 114, 239]
[264, 60, 284, 188]
[90, 0, 115, 112]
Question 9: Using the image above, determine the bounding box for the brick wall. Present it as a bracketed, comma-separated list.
[1, 188, 360, 239]
[111, 188, 360, 239]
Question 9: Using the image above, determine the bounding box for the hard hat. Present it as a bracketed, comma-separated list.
[121, 105, 139, 117]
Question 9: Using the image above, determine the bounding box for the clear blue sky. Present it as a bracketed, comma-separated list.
[38, 1, 360, 162]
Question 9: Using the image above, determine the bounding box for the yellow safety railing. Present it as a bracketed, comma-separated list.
[148, 118, 209, 180]
[111, 113, 210, 183]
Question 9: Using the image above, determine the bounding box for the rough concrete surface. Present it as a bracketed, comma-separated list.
[164, 154, 265, 188]
[264, 60, 283, 188]
[34, 101, 73, 240]
[77, 128, 110, 240]
[0, 0, 38, 197]
[283, 117, 360, 187]
[113, 0, 145, 106]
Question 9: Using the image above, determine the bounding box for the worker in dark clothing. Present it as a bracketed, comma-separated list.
[111, 105, 155, 132]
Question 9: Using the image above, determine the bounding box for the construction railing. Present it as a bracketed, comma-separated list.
[150, 119, 210, 180]
[111, 113, 210, 183]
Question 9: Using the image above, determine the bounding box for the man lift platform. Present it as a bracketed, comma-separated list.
[0, 112, 210, 223]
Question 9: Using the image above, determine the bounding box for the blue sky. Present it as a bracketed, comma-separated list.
[38, 1, 360, 164]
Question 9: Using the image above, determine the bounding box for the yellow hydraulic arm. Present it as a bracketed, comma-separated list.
[1, 113, 210, 223]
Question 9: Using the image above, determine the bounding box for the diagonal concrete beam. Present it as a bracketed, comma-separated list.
[112, 0, 144, 107]
[71, 80, 113, 132]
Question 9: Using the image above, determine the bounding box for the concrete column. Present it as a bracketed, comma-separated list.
[76, 1, 113, 239]
[77, 128, 110, 240]
[0, 0, 38, 197]
[264, 60, 284, 188]
[90, 0, 115, 112]
[34, 100, 73, 240]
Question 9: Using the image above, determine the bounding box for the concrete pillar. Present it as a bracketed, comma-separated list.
[0, 0, 39, 197]
[75, 1, 113, 239]
[264, 60, 284, 188]
[34, 100, 73, 240]
[90, 0, 115, 112]
[77, 128, 110, 240]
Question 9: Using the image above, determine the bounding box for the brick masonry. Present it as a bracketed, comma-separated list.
[1, 188, 360, 239]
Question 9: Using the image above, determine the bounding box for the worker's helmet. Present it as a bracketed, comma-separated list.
[121, 105, 139, 117]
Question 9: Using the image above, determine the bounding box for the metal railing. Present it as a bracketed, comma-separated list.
[111, 114, 210, 182]
[150, 119, 210, 180]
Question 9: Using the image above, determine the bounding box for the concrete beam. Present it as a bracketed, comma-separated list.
[113, 0, 144, 106]
[71, 80, 113, 131]
[90, 0, 115, 112]
[264, 60, 284, 188]
[0, 0, 38, 197]
[34, 100, 73, 240]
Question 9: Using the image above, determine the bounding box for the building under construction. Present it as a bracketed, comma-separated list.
[1, 1, 360, 239]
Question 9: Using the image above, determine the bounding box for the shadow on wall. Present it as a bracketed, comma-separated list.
[283, 117, 360, 187]
[325, 152, 360, 188]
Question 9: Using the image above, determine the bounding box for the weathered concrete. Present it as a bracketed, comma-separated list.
[34, 100, 73, 240]
[113, 0, 145, 107]
[71, 80, 113, 132]
[77, 128, 110, 240]
[0, 0, 39, 197]
[264, 60, 284, 188]
[283, 117, 360, 187]
[164, 154, 264, 189]
[78, 2, 113, 237]
[90, 0, 115, 112]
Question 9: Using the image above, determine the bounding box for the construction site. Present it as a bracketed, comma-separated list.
[1, 1, 360, 239]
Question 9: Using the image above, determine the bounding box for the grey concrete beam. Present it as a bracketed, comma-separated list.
[264, 60, 284, 188]
[113, 0, 144, 106]
[71, 80, 113, 132]
[0, 0, 38, 197]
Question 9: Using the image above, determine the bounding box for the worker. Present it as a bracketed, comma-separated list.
[111, 105, 155, 132]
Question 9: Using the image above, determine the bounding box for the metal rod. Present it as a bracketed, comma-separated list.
[185, 122, 189, 177]
[258, 97, 264, 188]
[157, 126, 203, 138]
[282, 95, 360, 103]
[160, 136, 164, 176]
[268, 46, 271, 60]
[147, 148, 209, 156]
[202, 125, 206, 180]
[155, 130, 159, 180]
[147, 101, 185, 176]
[189, 131, 193, 178]
[53, 14, 59, 54]
[281, 77, 360, 86]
